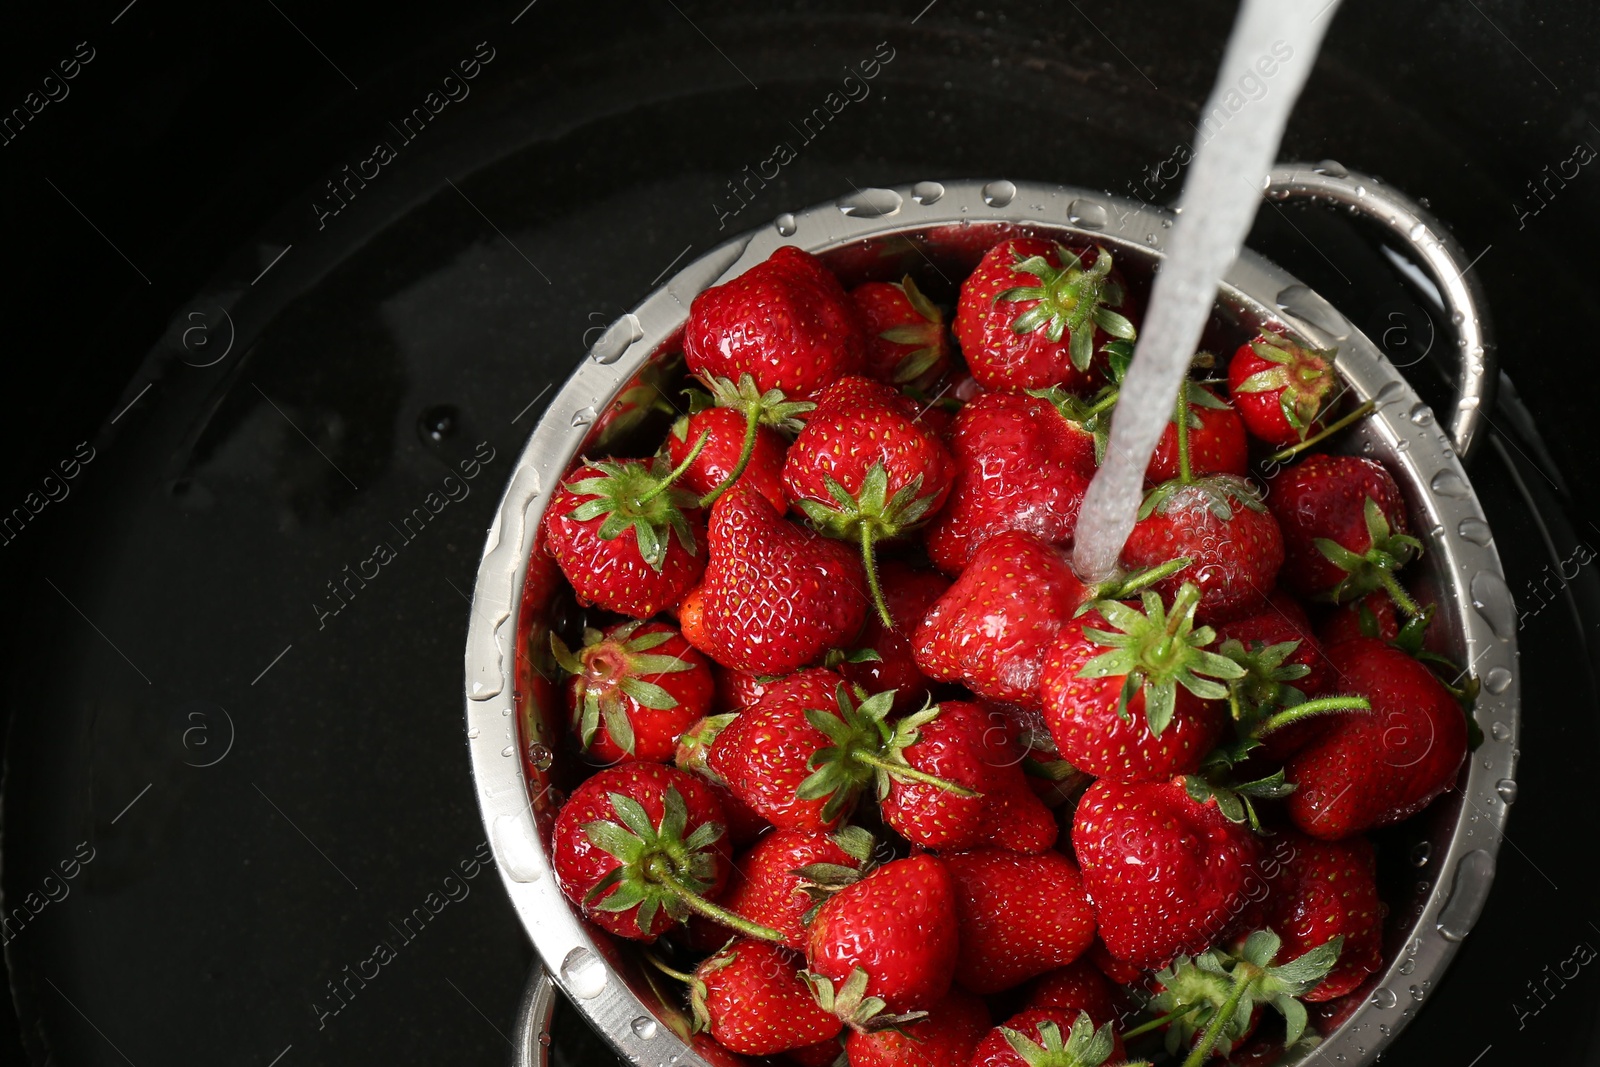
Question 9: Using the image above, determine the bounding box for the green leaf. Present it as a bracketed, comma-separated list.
[600, 701, 637, 754]
[609, 793, 656, 840]
[618, 677, 680, 710]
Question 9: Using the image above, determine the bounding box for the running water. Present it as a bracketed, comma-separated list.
[1070, 0, 1344, 582]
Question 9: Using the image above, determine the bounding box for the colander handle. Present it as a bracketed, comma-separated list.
[1265, 164, 1495, 461]
[511, 964, 559, 1067]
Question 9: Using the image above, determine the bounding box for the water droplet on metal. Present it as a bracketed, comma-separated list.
[1407, 221, 1428, 240]
[1437, 849, 1495, 942]
[1371, 987, 1398, 1009]
[1496, 778, 1518, 804]
[1398, 957, 1416, 976]
[560, 946, 608, 999]
[590, 313, 644, 365]
[1457, 518, 1492, 545]
[1429, 469, 1469, 497]
[1410, 403, 1435, 425]
[491, 811, 546, 883]
[1490, 720, 1511, 742]
[982, 180, 1017, 207]
[1469, 570, 1516, 638]
[1313, 159, 1348, 177]
[1373, 380, 1407, 406]
[1067, 198, 1108, 229]
[632, 1016, 659, 1039]
[774, 213, 798, 236]
[571, 406, 597, 428]
[1410, 841, 1431, 867]
[1274, 284, 1350, 341]
[467, 727, 480, 739]
[911, 181, 945, 205]
[501, 745, 515, 757]
[1484, 666, 1512, 694]
[838, 187, 903, 218]
[1410, 984, 1425, 1001]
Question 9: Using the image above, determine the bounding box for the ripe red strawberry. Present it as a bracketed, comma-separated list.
[1040, 585, 1239, 783]
[843, 988, 991, 1067]
[712, 826, 872, 949]
[1266, 453, 1422, 609]
[781, 375, 955, 626]
[851, 275, 953, 390]
[913, 530, 1091, 708]
[1227, 331, 1337, 447]
[1146, 384, 1249, 485]
[551, 620, 713, 764]
[543, 455, 706, 619]
[669, 372, 817, 515]
[1023, 959, 1122, 1028]
[1072, 777, 1263, 969]
[684, 245, 865, 399]
[691, 938, 844, 1056]
[712, 667, 782, 714]
[971, 1009, 1125, 1067]
[552, 763, 761, 942]
[1120, 475, 1284, 624]
[1318, 589, 1401, 647]
[806, 854, 960, 1012]
[955, 238, 1137, 392]
[834, 560, 949, 715]
[880, 700, 1058, 853]
[709, 670, 971, 833]
[1258, 831, 1385, 1001]
[945, 849, 1097, 994]
[673, 713, 770, 846]
[692, 486, 867, 674]
[783, 1039, 844, 1066]
[923, 391, 1097, 575]
[1285, 637, 1467, 839]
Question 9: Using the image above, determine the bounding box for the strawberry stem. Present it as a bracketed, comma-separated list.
[642, 953, 698, 985]
[638, 431, 709, 506]
[1096, 555, 1195, 601]
[644, 857, 787, 942]
[1175, 378, 1193, 485]
[850, 749, 980, 798]
[1181, 970, 1259, 1067]
[699, 405, 762, 508]
[1263, 399, 1377, 465]
[1257, 694, 1371, 735]
[1121, 1006, 1203, 1040]
[860, 526, 894, 629]
[1375, 568, 1423, 618]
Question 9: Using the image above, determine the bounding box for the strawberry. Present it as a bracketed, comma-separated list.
[970, 1009, 1126, 1067]
[552, 762, 775, 942]
[692, 486, 868, 674]
[689, 938, 844, 1056]
[833, 560, 949, 715]
[708, 670, 973, 833]
[673, 713, 770, 846]
[712, 825, 873, 949]
[913, 530, 1090, 708]
[1285, 637, 1467, 839]
[1317, 589, 1400, 647]
[806, 854, 960, 1012]
[955, 238, 1137, 392]
[1023, 959, 1122, 1028]
[781, 375, 955, 626]
[1257, 831, 1385, 1002]
[783, 1039, 844, 1066]
[551, 620, 713, 764]
[945, 849, 1097, 994]
[851, 275, 953, 390]
[684, 245, 865, 399]
[880, 700, 1058, 853]
[1072, 777, 1262, 969]
[1120, 475, 1284, 624]
[1040, 585, 1240, 783]
[666, 373, 813, 512]
[543, 452, 707, 619]
[843, 987, 991, 1067]
[712, 667, 783, 714]
[1146, 384, 1248, 486]
[1266, 453, 1422, 611]
[1227, 331, 1338, 448]
[923, 390, 1097, 575]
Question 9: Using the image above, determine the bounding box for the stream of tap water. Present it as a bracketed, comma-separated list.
[1070, 0, 1344, 582]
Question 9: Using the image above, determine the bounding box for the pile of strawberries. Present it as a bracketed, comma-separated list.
[537, 237, 1477, 1067]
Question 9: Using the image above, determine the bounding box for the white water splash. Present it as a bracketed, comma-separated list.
[1071, 0, 1344, 582]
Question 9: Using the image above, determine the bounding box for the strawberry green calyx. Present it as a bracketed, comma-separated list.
[675, 712, 738, 783]
[796, 687, 979, 824]
[1314, 497, 1425, 613]
[804, 965, 926, 1033]
[582, 787, 784, 941]
[1216, 637, 1371, 738]
[1148, 930, 1344, 1067]
[795, 464, 941, 628]
[565, 437, 708, 570]
[1138, 474, 1267, 524]
[1262, 398, 1376, 465]
[693, 373, 816, 507]
[1183, 745, 1297, 832]
[1235, 332, 1335, 438]
[999, 1011, 1139, 1067]
[997, 245, 1137, 371]
[878, 276, 948, 384]
[551, 624, 696, 755]
[794, 825, 877, 923]
[1077, 582, 1248, 737]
